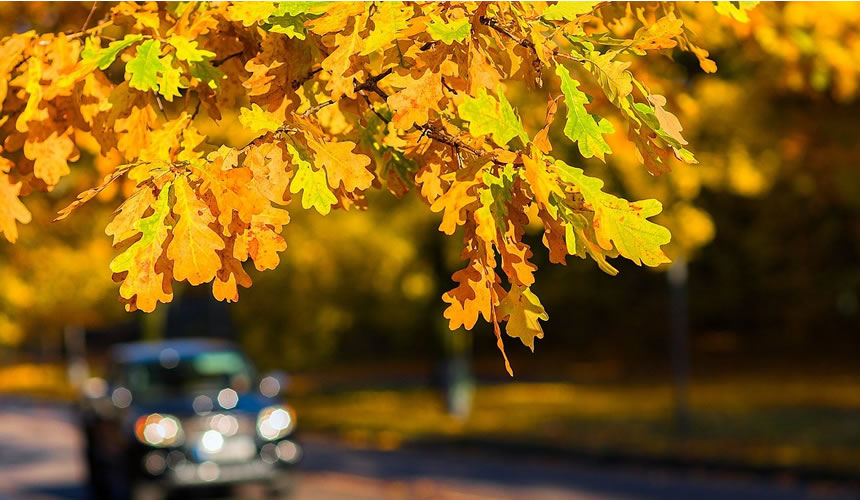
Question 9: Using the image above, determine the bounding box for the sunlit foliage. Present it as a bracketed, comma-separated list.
[0, 1, 785, 371]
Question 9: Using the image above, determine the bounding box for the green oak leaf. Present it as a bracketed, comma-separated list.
[126, 39, 167, 92]
[82, 34, 144, 70]
[157, 55, 186, 102]
[273, 1, 331, 17]
[267, 15, 307, 39]
[475, 164, 515, 243]
[553, 159, 671, 267]
[287, 143, 336, 215]
[458, 86, 528, 146]
[190, 61, 225, 89]
[426, 15, 471, 45]
[556, 65, 614, 161]
[167, 35, 215, 62]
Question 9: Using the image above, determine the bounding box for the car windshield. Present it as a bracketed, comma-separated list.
[124, 349, 255, 399]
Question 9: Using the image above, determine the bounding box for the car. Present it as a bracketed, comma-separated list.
[79, 339, 300, 500]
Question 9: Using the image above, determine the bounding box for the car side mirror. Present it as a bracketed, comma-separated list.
[259, 371, 289, 397]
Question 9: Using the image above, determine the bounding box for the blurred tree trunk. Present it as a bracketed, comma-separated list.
[669, 258, 691, 434]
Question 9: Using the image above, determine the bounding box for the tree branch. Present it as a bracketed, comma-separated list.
[292, 67, 322, 90]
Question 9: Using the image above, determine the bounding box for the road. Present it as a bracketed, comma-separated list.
[0, 400, 857, 500]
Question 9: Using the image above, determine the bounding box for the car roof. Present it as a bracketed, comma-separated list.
[109, 338, 240, 364]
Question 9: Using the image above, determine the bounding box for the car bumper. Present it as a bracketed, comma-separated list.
[139, 439, 302, 488]
[169, 459, 283, 486]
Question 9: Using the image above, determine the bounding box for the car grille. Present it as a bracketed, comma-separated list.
[181, 413, 257, 463]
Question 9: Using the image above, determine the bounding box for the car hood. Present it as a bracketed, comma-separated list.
[128, 391, 279, 420]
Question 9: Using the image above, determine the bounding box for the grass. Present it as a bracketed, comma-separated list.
[290, 376, 860, 476]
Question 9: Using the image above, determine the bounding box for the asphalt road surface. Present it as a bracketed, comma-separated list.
[1, 400, 858, 500]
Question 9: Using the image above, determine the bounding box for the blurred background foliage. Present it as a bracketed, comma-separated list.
[1, 0, 859, 475]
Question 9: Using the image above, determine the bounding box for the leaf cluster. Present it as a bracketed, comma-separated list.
[0, 1, 750, 373]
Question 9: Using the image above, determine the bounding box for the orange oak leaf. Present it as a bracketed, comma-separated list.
[386, 69, 444, 130]
[115, 105, 157, 161]
[497, 284, 548, 351]
[442, 258, 498, 330]
[320, 24, 363, 100]
[244, 60, 282, 97]
[195, 148, 267, 228]
[233, 205, 289, 271]
[212, 238, 252, 303]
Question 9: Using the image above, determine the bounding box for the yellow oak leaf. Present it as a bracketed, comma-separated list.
[137, 113, 191, 167]
[648, 94, 688, 146]
[306, 136, 373, 192]
[0, 168, 32, 243]
[497, 284, 548, 351]
[16, 57, 47, 133]
[631, 13, 684, 51]
[430, 178, 479, 235]
[226, 1, 278, 27]
[359, 1, 412, 56]
[245, 142, 291, 204]
[521, 151, 563, 219]
[306, 2, 366, 36]
[168, 175, 225, 286]
[0, 34, 30, 108]
[105, 187, 157, 245]
[23, 130, 77, 187]
[239, 103, 283, 134]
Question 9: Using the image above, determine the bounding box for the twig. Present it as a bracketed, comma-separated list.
[213, 51, 243, 67]
[190, 100, 202, 120]
[479, 15, 543, 86]
[441, 77, 458, 95]
[360, 93, 390, 124]
[66, 19, 112, 40]
[354, 67, 393, 98]
[301, 99, 335, 117]
[80, 2, 98, 33]
[291, 67, 322, 90]
[480, 15, 536, 51]
[155, 95, 167, 119]
[415, 123, 484, 159]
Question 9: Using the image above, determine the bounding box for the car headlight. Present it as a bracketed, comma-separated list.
[134, 414, 184, 447]
[257, 405, 295, 440]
